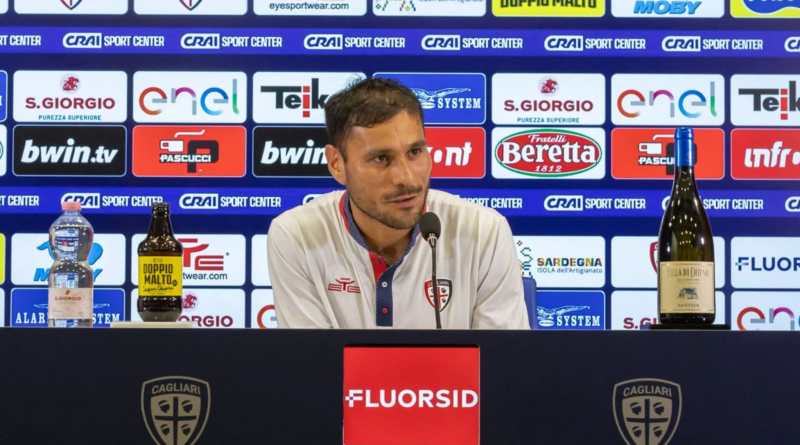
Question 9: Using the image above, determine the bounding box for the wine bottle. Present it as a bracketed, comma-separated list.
[657, 127, 715, 324]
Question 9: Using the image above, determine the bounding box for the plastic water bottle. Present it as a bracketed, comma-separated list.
[48, 201, 94, 328]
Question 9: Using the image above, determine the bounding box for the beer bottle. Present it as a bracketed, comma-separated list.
[137, 202, 183, 322]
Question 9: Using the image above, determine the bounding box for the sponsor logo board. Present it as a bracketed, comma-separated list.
[0, 234, 4, 284]
[0, 71, 7, 121]
[132, 234, 245, 287]
[135, 0, 248, 14]
[255, 0, 367, 15]
[611, 236, 725, 288]
[133, 126, 246, 177]
[13, 125, 126, 177]
[253, 127, 330, 177]
[610, 290, 726, 329]
[131, 288, 246, 328]
[0, 124, 6, 176]
[134, 71, 246, 123]
[731, 75, 800, 126]
[11, 233, 126, 285]
[732, 237, 800, 289]
[374, 73, 486, 125]
[611, 74, 725, 126]
[251, 235, 271, 286]
[426, 127, 485, 178]
[10, 288, 125, 327]
[492, 0, 605, 16]
[251, 289, 277, 328]
[731, 0, 800, 17]
[0, 289, 3, 326]
[515, 236, 606, 288]
[732, 292, 800, 330]
[253, 72, 364, 124]
[0, 0, 6, 13]
[343, 346, 480, 445]
[375, 0, 485, 16]
[731, 129, 800, 180]
[15, 0, 128, 14]
[611, 128, 724, 179]
[535, 290, 605, 329]
[492, 73, 605, 126]
[14, 71, 127, 123]
[492, 127, 605, 179]
[612, 0, 724, 16]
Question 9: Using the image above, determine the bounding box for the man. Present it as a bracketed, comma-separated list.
[267, 77, 529, 329]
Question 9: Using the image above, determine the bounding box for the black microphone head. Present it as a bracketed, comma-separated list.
[419, 212, 441, 240]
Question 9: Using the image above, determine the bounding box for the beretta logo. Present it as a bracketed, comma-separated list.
[492, 127, 605, 179]
[15, 0, 128, 14]
[731, 129, 800, 180]
[373, 73, 486, 125]
[14, 70, 128, 123]
[253, 72, 364, 124]
[133, 126, 246, 177]
[13, 125, 126, 177]
[253, 126, 330, 177]
[62, 32, 102, 49]
[343, 346, 479, 445]
[492, 73, 605, 125]
[142, 376, 210, 445]
[135, 0, 248, 14]
[613, 378, 682, 445]
[611, 128, 724, 180]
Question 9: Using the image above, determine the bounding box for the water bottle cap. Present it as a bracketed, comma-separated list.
[62, 201, 81, 211]
[675, 127, 693, 139]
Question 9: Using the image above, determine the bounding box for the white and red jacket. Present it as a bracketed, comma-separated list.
[267, 189, 529, 329]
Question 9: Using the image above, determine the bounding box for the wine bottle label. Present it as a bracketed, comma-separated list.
[139, 256, 182, 297]
[659, 262, 715, 313]
[48, 287, 93, 320]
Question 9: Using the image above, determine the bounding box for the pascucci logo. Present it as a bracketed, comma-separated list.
[304, 34, 343, 50]
[662, 36, 701, 52]
[785, 37, 800, 52]
[63, 32, 102, 49]
[344, 389, 478, 408]
[786, 196, 800, 212]
[180, 33, 220, 49]
[179, 193, 219, 209]
[544, 195, 584, 211]
[61, 192, 101, 209]
[544, 35, 584, 51]
[421, 35, 461, 51]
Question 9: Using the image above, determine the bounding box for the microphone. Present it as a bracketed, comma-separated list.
[419, 213, 442, 330]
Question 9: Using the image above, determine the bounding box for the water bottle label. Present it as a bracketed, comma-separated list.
[139, 256, 182, 296]
[659, 262, 715, 314]
[53, 228, 80, 255]
[48, 287, 93, 320]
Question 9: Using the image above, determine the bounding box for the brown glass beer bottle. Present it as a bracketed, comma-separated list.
[137, 202, 183, 322]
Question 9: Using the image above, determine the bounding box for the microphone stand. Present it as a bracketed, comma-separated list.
[429, 235, 442, 330]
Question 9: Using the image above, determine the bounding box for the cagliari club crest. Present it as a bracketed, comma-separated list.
[142, 376, 211, 445]
[613, 379, 682, 445]
[424, 279, 453, 311]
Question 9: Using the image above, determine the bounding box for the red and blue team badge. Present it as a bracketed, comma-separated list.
[61, 0, 82, 10]
[179, 0, 203, 10]
[424, 279, 452, 311]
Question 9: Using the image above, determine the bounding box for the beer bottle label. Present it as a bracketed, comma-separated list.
[139, 257, 182, 297]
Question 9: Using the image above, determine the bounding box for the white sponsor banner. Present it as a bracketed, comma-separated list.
[0, 124, 6, 176]
[611, 74, 725, 126]
[131, 288, 246, 328]
[133, 71, 247, 123]
[251, 289, 278, 329]
[373, 0, 485, 16]
[131, 234, 245, 287]
[491, 127, 605, 179]
[15, 0, 128, 14]
[611, 236, 725, 288]
[0, 0, 7, 13]
[255, 0, 366, 15]
[732, 292, 800, 331]
[251, 235, 271, 286]
[13, 71, 128, 123]
[0, 289, 4, 326]
[731, 237, 800, 289]
[611, 290, 726, 329]
[492, 73, 605, 126]
[731, 75, 800, 127]
[135, 0, 247, 15]
[514, 236, 605, 288]
[253, 72, 365, 124]
[11, 233, 126, 285]
[612, 0, 724, 17]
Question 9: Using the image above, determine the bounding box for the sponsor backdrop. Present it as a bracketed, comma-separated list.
[0, 1, 797, 330]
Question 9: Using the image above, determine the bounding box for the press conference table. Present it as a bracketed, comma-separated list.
[0, 329, 794, 444]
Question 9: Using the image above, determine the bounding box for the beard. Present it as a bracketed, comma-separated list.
[348, 182, 428, 230]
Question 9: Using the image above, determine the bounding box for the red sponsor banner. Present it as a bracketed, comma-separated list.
[343, 346, 480, 445]
[611, 128, 724, 180]
[731, 129, 800, 180]
[133, 126, 246, 177]
[425, 127, 485, 178]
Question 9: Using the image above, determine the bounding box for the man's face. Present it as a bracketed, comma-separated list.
[336, 110, 430, 230]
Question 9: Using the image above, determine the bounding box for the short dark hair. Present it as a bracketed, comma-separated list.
[324, 77, 424, 159]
